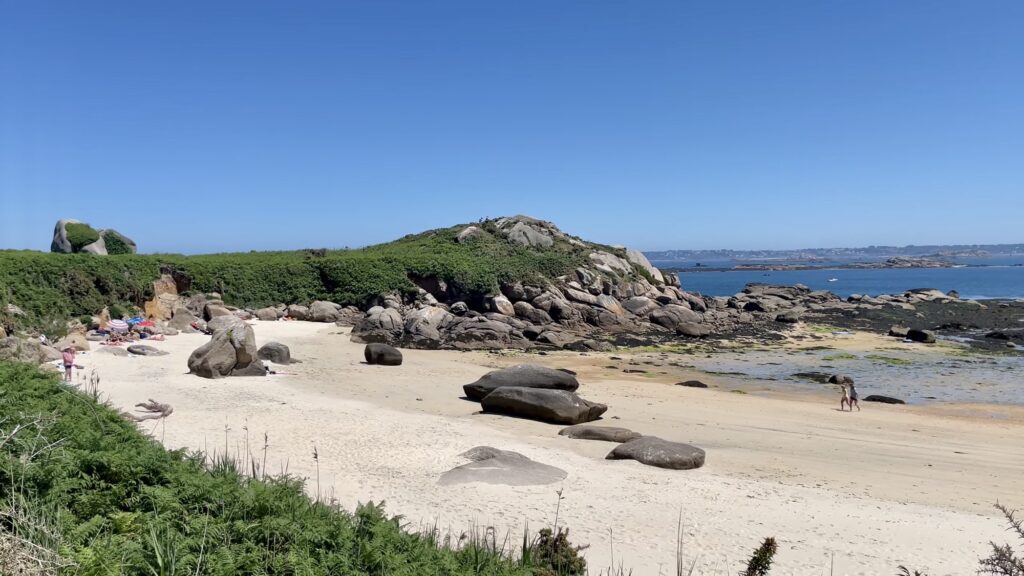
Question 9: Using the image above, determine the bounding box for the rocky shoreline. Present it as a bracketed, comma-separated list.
[4, 216, 1022, 372]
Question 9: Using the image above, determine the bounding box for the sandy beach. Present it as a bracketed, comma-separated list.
[78, 321, 1023, 575]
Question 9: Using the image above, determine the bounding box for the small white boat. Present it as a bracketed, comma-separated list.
[828, 278, 838, 282]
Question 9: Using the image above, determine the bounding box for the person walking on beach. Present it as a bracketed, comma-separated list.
[61, 346, 76, 382]
[847, 380, 860, 411]
[839, 383, 850, 411]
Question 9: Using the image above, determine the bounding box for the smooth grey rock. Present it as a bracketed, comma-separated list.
[864, 395, 905, 404]
[286, 304, 310, 320]
[559, 424, 641, 443]
[257, 342, 291, 364]
[463, 364, 580, 401]
[309, 300, 341, 322]
[606, 437, 706, 470]
[480, 387, 607, 425]
[364, 343, 403, 366]
[127, 345, 167, 356]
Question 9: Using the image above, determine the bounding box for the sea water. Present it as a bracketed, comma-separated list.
[650, 257, 1024, 299]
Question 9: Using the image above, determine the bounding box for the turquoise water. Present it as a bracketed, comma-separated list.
[651, 257, 1024, 299]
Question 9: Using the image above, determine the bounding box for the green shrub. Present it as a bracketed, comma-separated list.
[64, 222, 100, 252]
[107, 303, 126, 320]
[102, 230, 133, 255]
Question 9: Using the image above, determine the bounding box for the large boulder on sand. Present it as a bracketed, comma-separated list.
[463, 364, 580, 401]
[438, 446, 566, 486]
[480, 387, 607, 425]
[559, 424, 641, 443]
[606, 436, 706, 470]
[187, 322, 265, 378]
[364, 343, 403, 366]
[257, 342, 291, 364]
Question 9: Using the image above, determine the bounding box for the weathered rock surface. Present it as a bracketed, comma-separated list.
[187, 321, 264, 378]
[364, 343, 403, 366]
[286, 304, 310, 320]
[0, 337, 61, 364]
[558, 424, 641, 443]
[351, 307, 405, 344]
[257, 342, 291, 364]
[438, 446, 566, 486]
[606, 437, 706, 470]
[309, 301, 341, 322]
[463, 364, 580, 401]
[480, 387, 607, 425]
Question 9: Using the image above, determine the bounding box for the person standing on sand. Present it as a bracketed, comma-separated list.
[62, 346, 76, 382]
[848, 381, 860, 411]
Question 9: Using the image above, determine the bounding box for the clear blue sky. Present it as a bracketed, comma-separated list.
[2, 1, 1022, 253]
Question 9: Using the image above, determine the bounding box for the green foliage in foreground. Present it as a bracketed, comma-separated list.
[64, 223, 100, 252]
[0, 362, 561, 575]
[1, 221, 593, 331]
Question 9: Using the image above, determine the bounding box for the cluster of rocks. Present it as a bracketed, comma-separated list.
[342, 217, 725, 351]
[50, 219, 137, 255]
[458, 364, 705, 471]
[186, 315, 266, 378]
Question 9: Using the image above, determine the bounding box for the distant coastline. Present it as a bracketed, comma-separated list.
[664, 256, 983, 273]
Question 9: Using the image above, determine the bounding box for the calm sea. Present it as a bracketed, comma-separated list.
[650, 257, 1024, 300]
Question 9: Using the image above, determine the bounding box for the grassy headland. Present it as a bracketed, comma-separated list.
[1, 221, 595, 332]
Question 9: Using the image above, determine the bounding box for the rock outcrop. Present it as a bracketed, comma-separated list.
[50, 219, 136, 255]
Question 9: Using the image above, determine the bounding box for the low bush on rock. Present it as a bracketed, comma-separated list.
[65, 222, 100, 251]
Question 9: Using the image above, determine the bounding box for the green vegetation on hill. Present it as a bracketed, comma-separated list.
[0, 362, 589, 575]
[1, 222, 591, 331]
[64, 223, 100, 252]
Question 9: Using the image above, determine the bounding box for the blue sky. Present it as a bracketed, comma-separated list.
[1, 1, 1022, 253]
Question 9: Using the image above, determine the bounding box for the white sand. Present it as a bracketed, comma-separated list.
[79, 321, 1024, 575]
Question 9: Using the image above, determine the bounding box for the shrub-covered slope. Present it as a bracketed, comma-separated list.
[0, 218, 606, 330]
